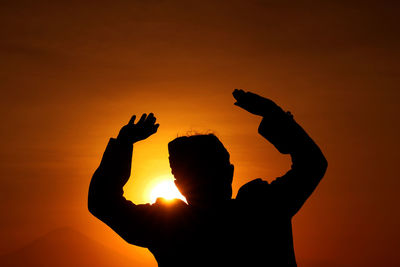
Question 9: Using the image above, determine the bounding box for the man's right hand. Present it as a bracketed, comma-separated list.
[117, 113, 159, 144]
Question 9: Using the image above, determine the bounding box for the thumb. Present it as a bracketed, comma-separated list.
[234, 101, 245, 108]
[234, 101, 254, 114]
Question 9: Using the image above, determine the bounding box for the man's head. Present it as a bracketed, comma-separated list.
[168, 134, 234, 206]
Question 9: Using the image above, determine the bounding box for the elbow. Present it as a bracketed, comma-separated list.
[88, 182, 96, 215]
[88, 196, 108, 220]
[88, 171, 107, 218]
[87, 187, 105, 219]
[88, 205, 98, 218]
[88, 199, 95, 215]
[88, 187, 118, 221]
[317, 154, 328, 179]
[88, 193, 100, 217]
[322, 155, 328, 171]
[306, 151, 327, 180]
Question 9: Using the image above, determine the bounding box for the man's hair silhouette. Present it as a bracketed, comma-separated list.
[88, 89, 327, 267]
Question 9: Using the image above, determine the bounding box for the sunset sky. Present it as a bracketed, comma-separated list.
[0, 1, 399, 266]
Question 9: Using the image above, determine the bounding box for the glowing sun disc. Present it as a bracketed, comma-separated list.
[149, 179, 187, 204]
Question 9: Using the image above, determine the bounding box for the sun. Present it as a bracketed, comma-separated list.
[149, 177, 187, 204]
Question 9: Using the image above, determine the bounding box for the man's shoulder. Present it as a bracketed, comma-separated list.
[151, 198, 188, 213]
[153, 197, 187, 206]
[236, 178, 271, 202]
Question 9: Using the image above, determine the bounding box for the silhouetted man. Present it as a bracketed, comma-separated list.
[88, 89, 327, 266]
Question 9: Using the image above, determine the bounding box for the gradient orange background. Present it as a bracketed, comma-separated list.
[0, 1, 399, 266]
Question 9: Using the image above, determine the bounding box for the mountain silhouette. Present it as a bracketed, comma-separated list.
[0, 227, 144, 267]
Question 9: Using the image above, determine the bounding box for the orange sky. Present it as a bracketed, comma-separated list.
[0, 1, 399, 266]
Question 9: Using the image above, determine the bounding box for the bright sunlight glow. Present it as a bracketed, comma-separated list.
[149, 178, 187, 204]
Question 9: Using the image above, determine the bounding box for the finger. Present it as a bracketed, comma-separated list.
[137, 113, 147, 125]
[233, 88, 245, 93]
[233, 89, 240, 98]
[128, 115, 136, 124]
[233, 91, 247, 105]
[149, 116, 157, 125]
[233, 89, 245, 100]
[145, 113, 156, 125]
[146, 113, 155, 122]
[149, 124, 159, 135]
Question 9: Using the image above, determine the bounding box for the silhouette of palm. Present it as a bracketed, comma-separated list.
[117, 113, 159, 144]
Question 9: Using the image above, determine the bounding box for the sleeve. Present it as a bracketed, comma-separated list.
[88, 138, 186, 247]
[237, 111, 327, 217]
